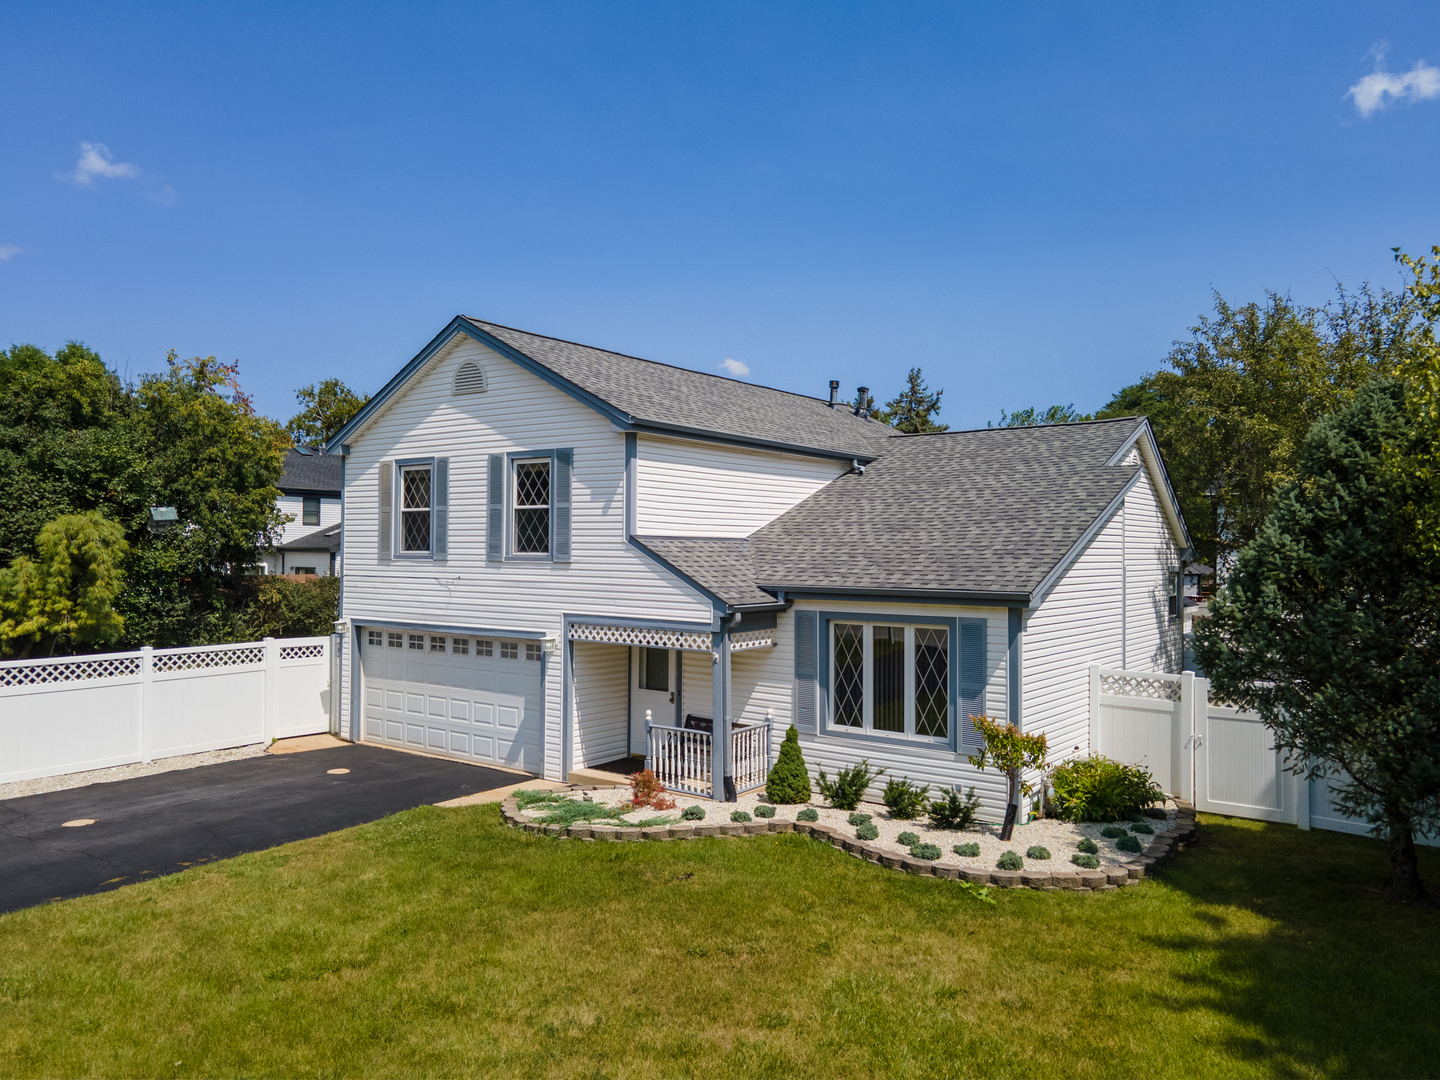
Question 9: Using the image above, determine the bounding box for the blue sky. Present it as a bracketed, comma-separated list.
[4, 3, 1440, 429]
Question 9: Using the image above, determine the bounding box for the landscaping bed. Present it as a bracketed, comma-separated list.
[503, 787, 1196, 890]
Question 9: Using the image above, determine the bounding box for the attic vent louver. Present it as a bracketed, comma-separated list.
[454, 362, 487, 395]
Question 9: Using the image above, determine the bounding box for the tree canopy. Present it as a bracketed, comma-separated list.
[286, 379, 370, 445]
[1194, 380, 1439, 901]
[991, 404, 1090, 428]
[884, 368, 948, 433]
[0, 511, 129, 658]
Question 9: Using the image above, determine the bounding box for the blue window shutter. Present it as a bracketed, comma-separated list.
[433, 457, 449, 558]
[552, 449, 572, 562]
[487, 454, 503, 561]
[794, 610, 817, 733]
[378, 461, 393, 560]
[958, 618, 986, 742]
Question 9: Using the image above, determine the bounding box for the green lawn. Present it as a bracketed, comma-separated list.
[1, 806, 1437, 1079]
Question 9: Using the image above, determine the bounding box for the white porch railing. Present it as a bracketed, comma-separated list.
[731, 719, 772, 794]
[647, 720, 712, 797]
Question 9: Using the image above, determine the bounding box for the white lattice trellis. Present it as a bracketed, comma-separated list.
[1100, 672, 1181, 701]
[568, 623, 712, 652]
[153, 646, 265, 673]
[0, 655, 142, 688]
[280, 643, 325, 660]
[729, 628, 776, 652]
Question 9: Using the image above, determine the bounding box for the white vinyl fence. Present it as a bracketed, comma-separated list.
[0, 637, 335, 785]
[1089, 664, 1434, 845]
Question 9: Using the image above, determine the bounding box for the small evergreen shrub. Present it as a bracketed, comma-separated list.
[911, 842, 942, 860]
[754, 804, 776, 818]
[1076, 837, 1099, 855]
[681, 804, 705, 821]
[731, 810, 752, 823]
[928, 786, 982, 831]
[1131, 821, 1154, 835]
[514, 789, 570, 810]
[765, 725, 813, 804]
[953, 842, 981, 857]
[897, 831, 920, 847]
[1026, 845, 1051, 860]
[1049, 755, 1163, 821]
[797, 807, 819, 822]
[1116, 834, 1143, 854]
[882, 776, 931, 820]
[1071, 853, 1100, 869]
[856, 822, 879, 841]
[817, 759, 884, 810]
[996, 850, 1024, 871]
[1143, 806, 1168, 820]
[633, 815, 677, 827]
[848, 812, 873, 827]
[1100, 824, 1128, 839]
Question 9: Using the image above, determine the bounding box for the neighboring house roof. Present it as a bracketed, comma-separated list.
[277, 522, 343, 554]
[1184, 562, 1214, 576]
[639, 418, 1160, 608]
[278, 448, 343, 496]
[329, 316, 893, 461]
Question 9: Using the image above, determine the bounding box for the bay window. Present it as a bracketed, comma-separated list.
[828, 621, 950, 742]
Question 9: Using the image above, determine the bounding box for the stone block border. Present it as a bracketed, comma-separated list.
[498, 788, 1199, 892]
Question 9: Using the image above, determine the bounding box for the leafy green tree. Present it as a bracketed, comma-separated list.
[1194, 380, 1439, 901]
[0, 511, 128, 658]
[240, 574, 340, 639]
[286, 379, 370, 445]
[1392, 247, 1440, 561]
[884, 367, 948, 433]
[990, 404, 1090, 428]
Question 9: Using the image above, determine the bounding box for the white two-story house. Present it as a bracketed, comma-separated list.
[327, 317, 1191, 816]
[262, 447, 343, 576]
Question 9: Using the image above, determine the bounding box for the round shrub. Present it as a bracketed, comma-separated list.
[928, 786, 982, 831]
[731, 810, 752, 823]
[1025, 845, 1051, 860]
[765, 724, 813, 804]
[882, 776, 931, 820]
[754, 804, 777, 818]
[1116, 834, 1143, 854]
[1100, 824, 1128, 839]
[996, 850, 1024, 871]
[897, 831, 920, 847]
[856, 822, 879, 841]
[1049, 755, 1163, 821]
[953, 842, 981, 857]
[681, 804, 706, 821]
[797, 807, 819, 822]
[911, 842, 942, 860]
[1071, 853, 1100, 869]
[1076, 837, 1099, 855]
[848, 812, 873, 827]
[1143, 806, 1168, 820]
[1130, 821, 1154, 835]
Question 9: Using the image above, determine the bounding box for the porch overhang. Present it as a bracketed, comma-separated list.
[567, 621, 775, 653]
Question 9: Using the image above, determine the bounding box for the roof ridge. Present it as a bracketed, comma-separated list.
[890, 415, 1147, 438]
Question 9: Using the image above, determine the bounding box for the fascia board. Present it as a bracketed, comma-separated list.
[1105, 419, 1193, 553]
[766, 586, 1029, 606]
[629, 420, 881, 464]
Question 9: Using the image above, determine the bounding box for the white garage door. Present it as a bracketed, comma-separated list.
[360, 628, 544, 773]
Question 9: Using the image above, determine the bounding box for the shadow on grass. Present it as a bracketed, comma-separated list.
[1139, 815, 1440, 1078]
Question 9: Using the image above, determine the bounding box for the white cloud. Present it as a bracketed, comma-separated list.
[62, 142, 141, 186]
[0, 245, 23, 262]
[1348, 57, 1440, 118]
[718, 357, 750, 377]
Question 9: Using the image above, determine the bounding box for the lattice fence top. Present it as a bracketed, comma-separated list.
[153, 645, 265, 673]
[569, 623, 712, 652]
[1100, 672, 1181, 702]
[280, 643, 325, 660]
[0, 654, 141, 688]
[730, 628, 776, 652]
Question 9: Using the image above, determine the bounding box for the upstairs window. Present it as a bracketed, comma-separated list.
[302, 496, 320, 526]
[401, 465, 432, 553]
[513, 459, 551, 554]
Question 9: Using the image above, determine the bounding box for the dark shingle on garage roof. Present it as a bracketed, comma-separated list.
[277, 449, 343, 496]
[636, 418, 1149, 607]
[463, 318, 893, 459]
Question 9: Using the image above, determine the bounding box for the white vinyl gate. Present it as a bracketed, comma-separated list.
[359, 628, 543, 773]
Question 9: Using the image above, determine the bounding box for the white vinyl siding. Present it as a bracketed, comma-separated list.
[635, 435, 848, 537]
[336, 335, 713, 779]
[572, 642, 629, 767]
[1123, 470, 1182, 673]
[275, 494, 341, 545]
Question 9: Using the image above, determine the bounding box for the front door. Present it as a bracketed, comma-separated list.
[630, 647, 676, 756]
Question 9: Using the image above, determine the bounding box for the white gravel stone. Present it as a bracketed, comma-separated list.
[0, 743, 270, 801]
[517, 784, 1177, 869]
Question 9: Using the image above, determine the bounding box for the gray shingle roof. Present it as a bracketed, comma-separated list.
[278, 449, 343, 495]
[463, 318, 893, 459]
[278, 522, 343, 553]
[636, 418, 1150, 607]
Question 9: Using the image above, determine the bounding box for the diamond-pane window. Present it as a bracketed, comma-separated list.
[833, 623, 863, 727]
[400, 466, 431, 552]
[914, 627, 949, 738]
[514, 460, 550, 553]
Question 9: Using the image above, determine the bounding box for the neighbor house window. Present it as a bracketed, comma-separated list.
[1168, 570, 1181, 620]
[513, 459, 550, 554]
[400, 465, 432, 553]
[302, 496, 320, 526]
[291, 566, 317, 575]
[829, 622, 949, 741]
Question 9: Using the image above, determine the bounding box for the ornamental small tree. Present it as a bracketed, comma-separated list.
[766, 724, 813, 804]
[968, 714, 1049, 839]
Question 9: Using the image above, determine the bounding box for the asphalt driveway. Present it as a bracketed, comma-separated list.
[0, 745, 526, 914]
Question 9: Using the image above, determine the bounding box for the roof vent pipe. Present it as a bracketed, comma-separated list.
[828, 380, 839, 408]
[854, 386, 869, 420]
